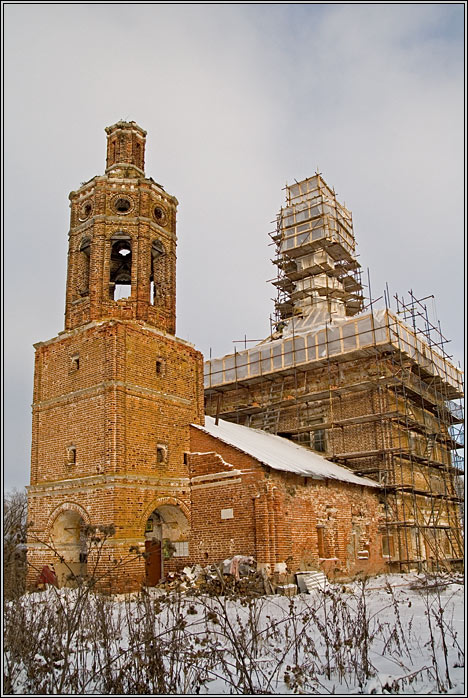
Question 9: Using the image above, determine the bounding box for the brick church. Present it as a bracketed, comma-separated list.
[27, 121, 388, 591]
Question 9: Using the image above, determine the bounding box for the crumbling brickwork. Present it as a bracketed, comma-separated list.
[188, 427, 386, 578]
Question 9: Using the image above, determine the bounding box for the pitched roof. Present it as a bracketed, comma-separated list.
[193, 416, 379, 488]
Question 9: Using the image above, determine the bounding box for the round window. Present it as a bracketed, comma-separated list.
[79, 202, 93, 221]
[114, 196, 133, 214]
[153, 206, 166, 223]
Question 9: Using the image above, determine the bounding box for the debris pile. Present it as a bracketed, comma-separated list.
[154, 557, 269, 595]
[153, 557, 331, 596]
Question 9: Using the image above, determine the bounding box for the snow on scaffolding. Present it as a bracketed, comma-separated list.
[204, 309, 463, 392]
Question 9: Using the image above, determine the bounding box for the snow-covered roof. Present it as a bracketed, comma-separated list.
[193, 416, 379, 488]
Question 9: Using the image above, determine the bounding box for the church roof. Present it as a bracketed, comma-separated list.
[193, 416, 379, 488]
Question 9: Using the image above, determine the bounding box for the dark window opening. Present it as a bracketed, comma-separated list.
[154, 206, 164, 221]
[79, 202, 92, 221]
[281, 427, 326, 453]
[150, 240, 165, 305]
[156, 359, 164, 375]
[156, 445, 167, 464]
[79, 552, 88, 564]
[278, 432, 294, 440]
[66, 446, 76, 466]
[71, 355, 80, 371]
[115, 197, 131, 213]
[314, 429, 326, 453]
[110, 238, 132, 300]
[183, 452, 188, 465]
[78, 237, 91, 296]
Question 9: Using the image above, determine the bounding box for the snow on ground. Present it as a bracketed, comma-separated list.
[4, 573, 465, 695]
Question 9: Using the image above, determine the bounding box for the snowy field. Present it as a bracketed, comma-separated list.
[3, 573, 465, 695]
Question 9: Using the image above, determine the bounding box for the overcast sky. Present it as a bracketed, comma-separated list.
[3, 3, 465, 491]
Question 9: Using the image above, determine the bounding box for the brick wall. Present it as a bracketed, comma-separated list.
[188, 427, 386, 578]
[27, 318, 203, 591]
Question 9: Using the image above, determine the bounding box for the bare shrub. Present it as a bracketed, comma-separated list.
[412, 572, 464, 692]
[3, 569, 464, 694]
[3, 489, 28, 599]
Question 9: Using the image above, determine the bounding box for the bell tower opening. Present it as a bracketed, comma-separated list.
[77, 236, 91, 297]
[109, 237, 132, 301]
[150, 239, 165, 305]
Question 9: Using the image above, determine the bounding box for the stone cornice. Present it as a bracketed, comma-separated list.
[34, 318, 196, 350]
[191, 470, 242, 483]
[192, 478, 242, 490]
[32, 379, 194, 410]
[28, 473, 191, 494]
[69, 216, 177, 242]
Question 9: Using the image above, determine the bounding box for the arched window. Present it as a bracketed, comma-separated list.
[109, 234, 132, 300]
[150, 239, 165, 305]
[78, 237, 91, 296]
[66, 445, 76, 466]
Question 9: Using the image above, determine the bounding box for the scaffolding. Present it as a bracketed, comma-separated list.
[205, 306, 464, 570]
[270, 173, 363, 328]
[204, 175, 464, 572]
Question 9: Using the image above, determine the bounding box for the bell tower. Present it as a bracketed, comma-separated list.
[27, 122, 203, 591]
[65, 120, 176, 334]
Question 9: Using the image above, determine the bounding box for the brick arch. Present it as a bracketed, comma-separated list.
[109, 229, 132, 240]
[45, 501, 92, 537]
[77, 234, 92, 252]
[140, 496, 191, 532]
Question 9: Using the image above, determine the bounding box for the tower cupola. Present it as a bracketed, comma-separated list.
[105, 120, 147, 173]
[65, 121, 177, 334]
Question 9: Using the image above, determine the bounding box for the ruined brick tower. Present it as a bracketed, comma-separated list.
[27, 121, 204, 590]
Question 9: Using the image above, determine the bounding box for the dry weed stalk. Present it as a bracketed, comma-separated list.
[3, 563, 464, 694]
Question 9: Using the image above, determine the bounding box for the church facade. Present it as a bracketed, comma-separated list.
[27, 122, 387, 592]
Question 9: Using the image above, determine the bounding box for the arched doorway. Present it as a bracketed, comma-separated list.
[50, 509, 87, 587]
[144, 504, 189, 586]
[145, 511, 162, 586]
